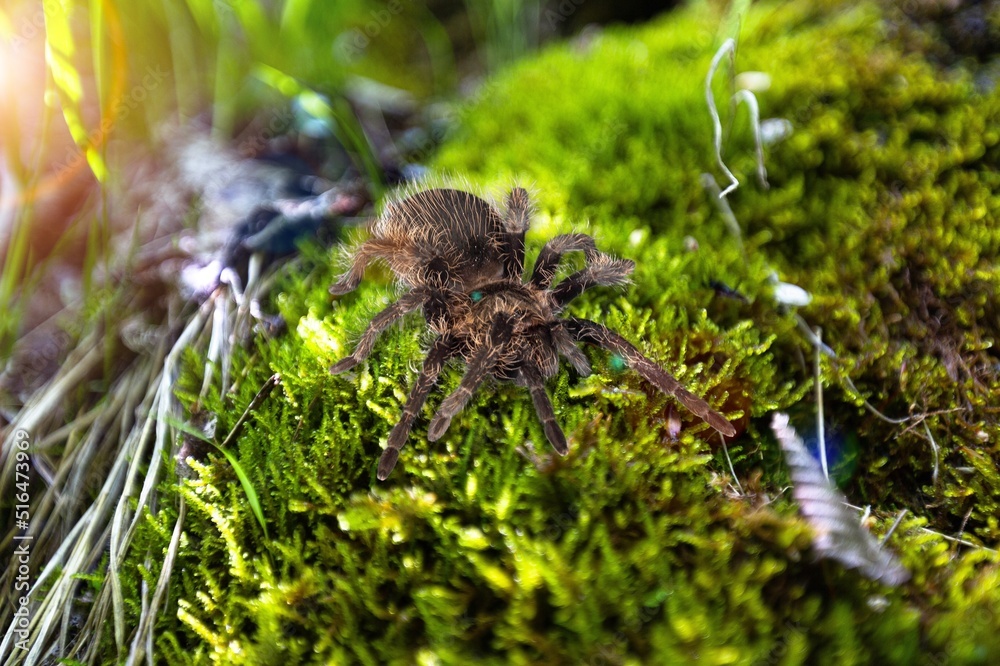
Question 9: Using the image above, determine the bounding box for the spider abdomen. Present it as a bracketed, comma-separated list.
[377, 188, 508, 289]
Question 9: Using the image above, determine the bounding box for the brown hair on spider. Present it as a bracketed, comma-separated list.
[330, 186, 735, 480]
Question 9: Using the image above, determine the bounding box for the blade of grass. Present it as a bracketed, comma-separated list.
[162, 0, 200, 118]
[413, 5, 457, 95]
[212, 14, 239, 139]
[213, 445, 269, 540]
[90, 0, 106, 112]
[124, 498, 186, 666]
[165, 372, 279, 540]
[328, 95, 385, 199]
[279, 0, 312, 37]
[0, 204, 33, 359]
[44, 0, 108, 181]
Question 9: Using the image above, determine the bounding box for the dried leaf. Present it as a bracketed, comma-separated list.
[772, 412, 909, 586]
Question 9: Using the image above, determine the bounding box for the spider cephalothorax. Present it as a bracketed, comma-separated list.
[331, 186, 735, 479]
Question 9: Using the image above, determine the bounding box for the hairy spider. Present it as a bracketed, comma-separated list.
[329, 187, 528, 337]
[330, 187, 736, 479]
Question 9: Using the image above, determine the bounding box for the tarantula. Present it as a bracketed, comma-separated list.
[330, 187, 735, 479]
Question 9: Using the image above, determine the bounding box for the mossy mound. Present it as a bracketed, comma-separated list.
[439, 0, 1000, 541]
[123, 1, 1000, 664]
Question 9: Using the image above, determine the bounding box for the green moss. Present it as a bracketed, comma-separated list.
[118, 1, 1000, 663]
[437, 0, 1000, 540]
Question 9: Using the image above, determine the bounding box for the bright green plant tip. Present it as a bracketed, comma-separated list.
[212, 444, 270, 541]
[165, 415, 271, 540]
[43, 0, 109, 181]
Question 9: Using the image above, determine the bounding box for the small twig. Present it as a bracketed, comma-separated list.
[881, 509, 907, 545]
[732, 88, 768, 190]
[720, 431, 744, 495]
[842, 502, 996, 554]
[794, 314, 836, 358]
[896, 408, 963, 438]
[125, 498, 186, 666]
[705, 39, 770, 199]
[922, 421, 940, 486]
[954, 508, 973, 551]
[700, 173, 744, 252]
[794, 313, 914, 426]
[218, 373, 281, 449]
[925, 527, 996, 554]
[705, 39, 739, 197]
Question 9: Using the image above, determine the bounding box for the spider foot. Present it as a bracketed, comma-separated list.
[542, 421, 569, 455]
[377, 448, 400, 480]
[427, 414, 452, 441]
[330, 356, 359, 374]
[328, 279, 357, 296]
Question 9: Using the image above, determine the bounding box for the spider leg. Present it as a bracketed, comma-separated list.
[329, 239, 396, 295]
[501, 187, 530, 280]
[564, 318, 736, 437]
[427, 345, 497, 441]
[530, 234, 600, 290]
[553, 322, 591, 376]
[330, 289, 426, 374]
[523, 367, 569, 455]
[551, 253, 635, 308]
[427, 313, 515, 440]
[379, 335, 459, 480]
